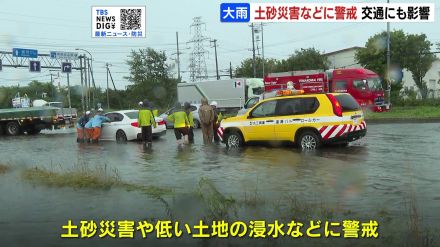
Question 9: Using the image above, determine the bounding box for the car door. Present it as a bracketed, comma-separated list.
[102, 113, 124, 140]
[244, 100, 277, 141]
[274, 97, 318, 142]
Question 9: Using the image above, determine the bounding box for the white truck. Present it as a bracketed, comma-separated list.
[177, 78, 264, 114]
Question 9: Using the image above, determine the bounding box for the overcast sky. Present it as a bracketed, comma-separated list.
[0, 0, 438, 91]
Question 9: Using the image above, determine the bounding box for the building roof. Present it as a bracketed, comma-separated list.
[323, 46, 363, 56]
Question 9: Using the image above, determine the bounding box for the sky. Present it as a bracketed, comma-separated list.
[0, 0, 439, 92]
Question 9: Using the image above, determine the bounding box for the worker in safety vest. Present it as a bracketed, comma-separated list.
[168, 103, 190, 145]
[210, 101, 223, 143]
[76, 110, 91, 143]
[84, 114, 95, 143]
[91, 108, 110, 143]
[184, 102, 195, 144]
[138, 101, 156, 149]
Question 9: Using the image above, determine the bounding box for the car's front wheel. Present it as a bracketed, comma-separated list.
[116, 130, 127, 143]
[298, 131, 321, 150]
[225, 131, 243, 148]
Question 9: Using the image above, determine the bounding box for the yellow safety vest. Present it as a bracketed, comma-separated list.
[169, 111, 189, 128]
[138, 109, 156, 128]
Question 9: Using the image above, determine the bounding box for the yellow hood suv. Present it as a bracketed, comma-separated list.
[217, 90, 366, 150]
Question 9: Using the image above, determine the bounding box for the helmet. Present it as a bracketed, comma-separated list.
[98, 108, 104, 112]
[210, 101, 218, 107]
[184, 102, 191, 109]
[138, 101, 143, 106]
[85, 110, 91, 115]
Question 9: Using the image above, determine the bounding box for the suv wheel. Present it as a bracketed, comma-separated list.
[225, 131, 243, 148]
[299, 131, 321, 150]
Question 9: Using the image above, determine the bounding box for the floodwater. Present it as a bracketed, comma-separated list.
[1, 123, 440, 246]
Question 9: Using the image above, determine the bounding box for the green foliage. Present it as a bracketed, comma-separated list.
[356, 30, 407, 79]
[235, 57, 279, 78]
[356, 30, 435, 99]
[235, 47, 329, 78]
[404, 34, 436, 99]
[278, 47, 330, 72]
[125, 48, 180, 109]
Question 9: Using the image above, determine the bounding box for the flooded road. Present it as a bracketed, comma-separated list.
[1, 123, 440, 246]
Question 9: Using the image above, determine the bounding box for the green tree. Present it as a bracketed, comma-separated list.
[404, 33, 436, 99]
[356, 30, 435, 99]
[235, 57, 279, 78]
[125, 48, 179, 109]
[355, 30, 407, 80]
[277, 48, 329, 72]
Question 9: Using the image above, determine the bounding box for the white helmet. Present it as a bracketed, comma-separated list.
[138, 101, 143, 106]
[210, 101, 218, 107]
[85, 110, 91, 115]
[98, 108, 104, 112]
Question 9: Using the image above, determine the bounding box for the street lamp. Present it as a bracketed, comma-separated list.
[75, 48, 96, 108]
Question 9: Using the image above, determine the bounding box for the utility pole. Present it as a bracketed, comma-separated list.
[386, 0, 391, 106]
[84, 57, 89, 110]
[87, 59, 96, 108]
[176, 32, 181, 81]
[251, 23, 256, 78]
[106, 63, 110, 110]
[261, 23, 265, 78]
[211, 39, 219, 80]
[80, 56, 85, 112]
[67, 71, 71, 110]
[229, 62, 233, 79]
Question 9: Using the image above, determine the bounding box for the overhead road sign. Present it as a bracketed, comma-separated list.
[29, 61, 41, 72]
[62, 62, 72, 73]
[50, 51, 79, 60]
[13, 48, 38, 58]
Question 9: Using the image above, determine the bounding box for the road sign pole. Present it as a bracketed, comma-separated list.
[67, 72, 72, 110]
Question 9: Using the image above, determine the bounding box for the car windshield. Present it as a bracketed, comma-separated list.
[368, 77, 383, 90]
[124, 111, 138, 119]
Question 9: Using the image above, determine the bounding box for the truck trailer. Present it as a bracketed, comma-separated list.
[0, 106, 61, 136]
[177, 78, 264, 114]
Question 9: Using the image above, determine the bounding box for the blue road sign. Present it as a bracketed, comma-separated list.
[220, 3, 250, 23]
[62, 62, 72, 73]
[13, 48, 38, 58]
[29, 61, 41, 72]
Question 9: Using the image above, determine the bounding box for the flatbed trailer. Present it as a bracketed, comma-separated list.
[0, 106, 60, 136]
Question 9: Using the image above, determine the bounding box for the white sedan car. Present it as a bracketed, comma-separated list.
[100, 110, 166, 142]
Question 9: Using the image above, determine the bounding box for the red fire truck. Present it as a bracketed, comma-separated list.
[264, 68, 389, 112]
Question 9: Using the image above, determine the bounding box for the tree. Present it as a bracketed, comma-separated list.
[355, 30, 407, 80]
[404, 33, 435, 99]
[278, 48, 329, 72]
[235, 57, 279, 78]
[125, 48, 179, 109]
[356, 30, 436, 99]
[235, 48, 328, 78]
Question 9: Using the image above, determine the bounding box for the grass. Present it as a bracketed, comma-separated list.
[21, 165, 172, 197]
[365, 106, 440, 120]
[0, 164, 10, 174]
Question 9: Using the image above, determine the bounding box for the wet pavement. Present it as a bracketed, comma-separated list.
[1, 123, 440, 246]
